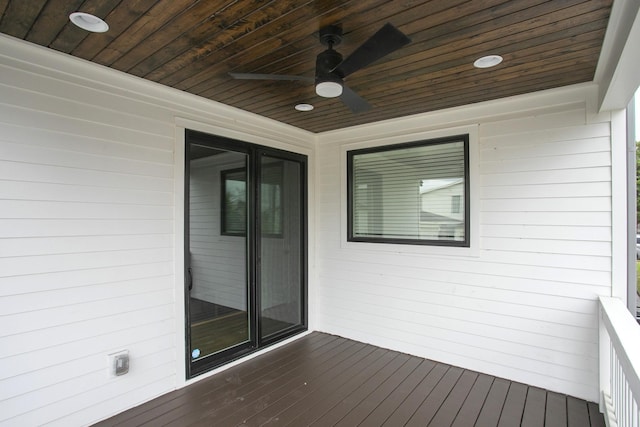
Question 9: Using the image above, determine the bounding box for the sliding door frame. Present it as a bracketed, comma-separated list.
[184, 129, 307, 378]
[255, 147, 309, 348]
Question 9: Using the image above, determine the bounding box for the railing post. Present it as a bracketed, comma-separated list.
[600, 302, 611, 413]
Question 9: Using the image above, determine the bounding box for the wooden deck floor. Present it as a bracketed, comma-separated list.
[94, 332, 605, 427]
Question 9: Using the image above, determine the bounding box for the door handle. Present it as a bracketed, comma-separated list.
[187, 267, 193, 291]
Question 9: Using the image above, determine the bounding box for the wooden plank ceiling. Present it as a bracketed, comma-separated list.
[0, 0, 613, 133]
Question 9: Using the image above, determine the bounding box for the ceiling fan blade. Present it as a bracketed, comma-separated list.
[334, 23, 411, 78]
[340, 85, 371, 113]
[229, 72, 313, 82]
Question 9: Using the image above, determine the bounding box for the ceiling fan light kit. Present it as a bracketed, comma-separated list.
[316, 81, 343, 98]
[230, 22, 410, 113]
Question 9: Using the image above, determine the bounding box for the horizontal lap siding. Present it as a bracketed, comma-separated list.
[0, 58, 177, 427]
[316, 106, 610, 402]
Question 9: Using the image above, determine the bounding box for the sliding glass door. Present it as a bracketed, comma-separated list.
[185, 130, 306, 377]
[259, 155, 304, 340]
[186, 142, 251, 374]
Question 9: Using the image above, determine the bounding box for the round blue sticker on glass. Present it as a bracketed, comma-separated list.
[191, 348, 200, 359]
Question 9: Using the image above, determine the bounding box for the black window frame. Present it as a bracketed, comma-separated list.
[347, 134, 470, 247]
[220, 167, 247, 236]
[220, 163, 285, 238]
[258, 161, 284, 238]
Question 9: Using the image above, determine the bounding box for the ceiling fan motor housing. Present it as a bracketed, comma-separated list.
[315, 48, 344, 97]
[316, 24, 345, 89]
[316, 48, 343, 80]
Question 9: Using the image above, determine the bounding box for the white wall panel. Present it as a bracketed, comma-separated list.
[0, 122, 174, 163]
[481, 166, 611, 186]
[315, 87, 613, 402]
[0, 263, 173, 296]
[479, 136, 610, 161]
[0, 160, 174, 191]
[0, 140, 173, 177]
[2, 234, 173, 257]
[482, 211, 611, 226]
[0, 34, 312, 426]
[0, 180, 173, 205]
[0, 304, 173, 359]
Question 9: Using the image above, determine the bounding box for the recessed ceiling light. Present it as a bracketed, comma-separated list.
[473, 55, 503, 69]
[295, 103, 314, 112]
[69, 12, 109, 33]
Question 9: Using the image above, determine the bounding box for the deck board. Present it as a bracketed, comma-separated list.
[381, 363, 450, 426]
[521, 386, 547, 427]
[358, 358, 437, 426]
[545, 391, 568, 427]
[405, 366, 464, 426]
[282, 350, 404, 425]
[498, 382, 528, 426]
[475, 377, 511, 427]
[427, 369, 478, 427]
[93, 332, 605, 427]
[301, 352, 411, 425]
[588, 401, 607, 427]
[331, 356, 423, 426]
[451, 373, 494, 427]
[567, 395, 591, 427]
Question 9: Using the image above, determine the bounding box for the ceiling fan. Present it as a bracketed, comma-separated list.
[229, 23, 411, 113]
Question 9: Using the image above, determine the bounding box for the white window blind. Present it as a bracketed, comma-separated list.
[349, 136, 468, 245]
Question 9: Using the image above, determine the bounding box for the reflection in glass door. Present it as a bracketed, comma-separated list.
[186, 143, 250, 374]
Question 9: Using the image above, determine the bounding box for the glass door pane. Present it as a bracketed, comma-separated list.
[187, 144, 250, 365]
[260, 155, 304, 338]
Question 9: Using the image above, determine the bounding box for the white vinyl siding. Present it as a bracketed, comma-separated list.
[0, 89, 176, 425]
[316, 99, 612, 402]
[0, 35, 311, 426]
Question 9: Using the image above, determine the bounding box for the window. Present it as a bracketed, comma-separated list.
[260, 161, 284, 237]
[221, 168, 246, 236]
[348, 134, 469, 246]
[221, 163, 284, 237]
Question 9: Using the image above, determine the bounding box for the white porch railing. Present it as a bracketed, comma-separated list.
[599, 296, 640, 427]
